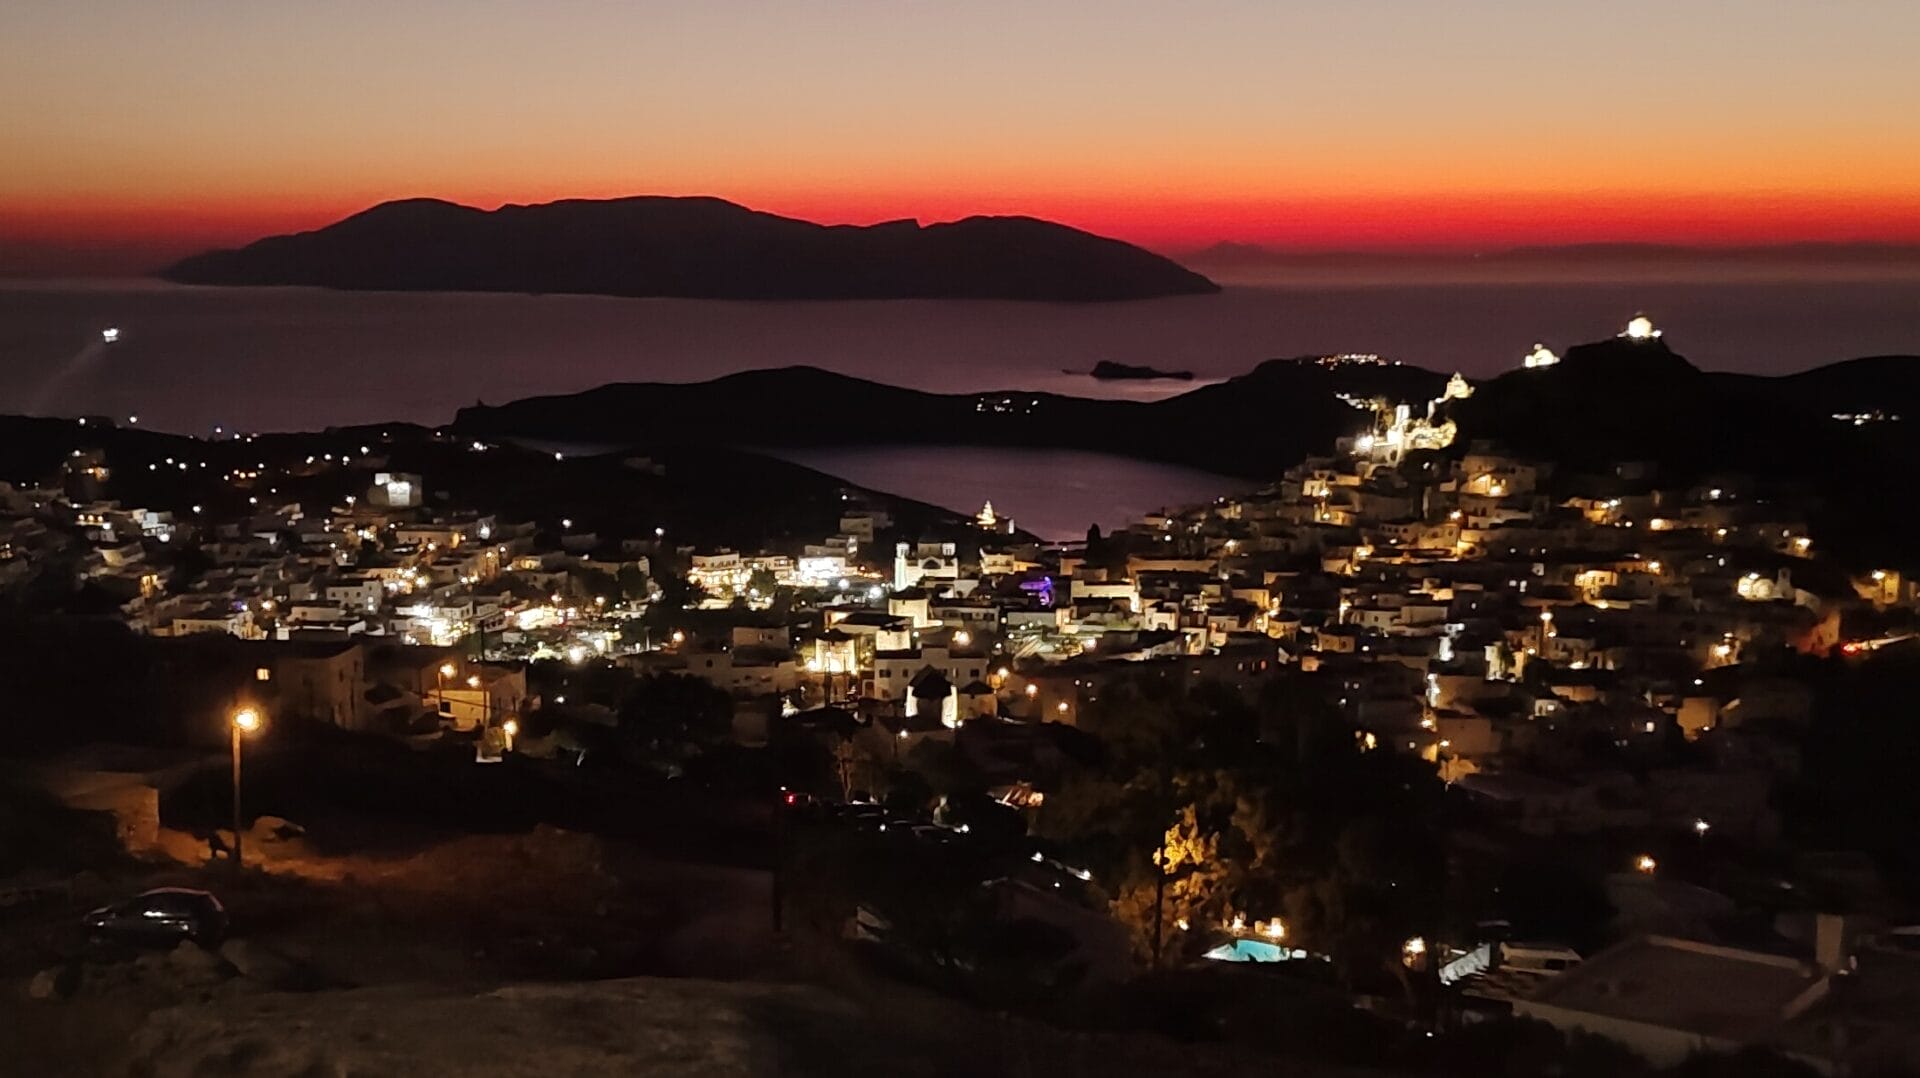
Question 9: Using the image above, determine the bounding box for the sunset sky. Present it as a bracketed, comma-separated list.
[4, 1, 1919, 272]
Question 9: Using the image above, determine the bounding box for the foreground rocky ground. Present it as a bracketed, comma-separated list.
[2, 818, 1322, 1077]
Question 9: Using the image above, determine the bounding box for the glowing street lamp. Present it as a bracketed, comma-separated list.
[1635, 854, 1658, 875]
[1402, 935, 1427, 968]
[230, 708, 262, 870]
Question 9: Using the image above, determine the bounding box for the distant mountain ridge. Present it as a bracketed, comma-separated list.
[452, 347, 1920, 479]
[452, 357, 1446, 479]
[1183, 240, 1920, 264]
[454, 343, 1920, 562]
[160, 196, 1220, 302]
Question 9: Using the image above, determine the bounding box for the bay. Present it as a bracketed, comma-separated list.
[767, 445, 1246, 542]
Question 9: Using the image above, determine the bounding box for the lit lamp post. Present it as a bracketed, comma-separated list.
[467, 673, 487, 731]
[230, 707, 261, 870]
[438, 662, 456, 716]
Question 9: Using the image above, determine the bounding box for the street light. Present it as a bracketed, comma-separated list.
[230, 708, 262, 870]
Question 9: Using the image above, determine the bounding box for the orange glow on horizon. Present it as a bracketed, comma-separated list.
[9, 185, 1920, 265]
[7, 3, 1919, 273]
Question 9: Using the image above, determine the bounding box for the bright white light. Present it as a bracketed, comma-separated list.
[1622, 315, 1662, 340]
[101, 327, 119, 344]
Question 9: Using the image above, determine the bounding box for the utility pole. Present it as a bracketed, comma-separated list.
[772, 788, 792, 934]
[1152, 840, 1167, 968]
[1151, 755, 1173, 969]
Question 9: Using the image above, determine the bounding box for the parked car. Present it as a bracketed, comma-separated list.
[83, 888, 228, 948]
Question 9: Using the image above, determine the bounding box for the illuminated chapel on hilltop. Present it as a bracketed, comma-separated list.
[1347, 371, 1473, 466]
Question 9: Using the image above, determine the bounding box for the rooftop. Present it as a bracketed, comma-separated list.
[1525, 935, 1822, 1040]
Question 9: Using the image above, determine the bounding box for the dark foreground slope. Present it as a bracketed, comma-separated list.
[161, 196, 1219, 302]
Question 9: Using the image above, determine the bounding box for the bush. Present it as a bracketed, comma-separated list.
[0, 780, 127, 875]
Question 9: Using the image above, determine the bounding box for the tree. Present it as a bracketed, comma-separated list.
[1285, 814, 1444, 1006]
[830, 737, 859, 801]
[1788, 649, 1920, 898]
[883, 768, 934, 815]
[903, 738, 986, 799]
[615, 673, 732, 762]
[615, 564, 649, 602]
[643, 572, 701, 626]
[573, 566, 620, 602]
[1109, 802, 1234, 961]
[1039, 671, 1447, 981]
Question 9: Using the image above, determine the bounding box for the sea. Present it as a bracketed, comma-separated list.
[3, 274, 1917, 538]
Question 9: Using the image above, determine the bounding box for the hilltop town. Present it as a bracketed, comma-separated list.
[3, 319, 1919, 1076]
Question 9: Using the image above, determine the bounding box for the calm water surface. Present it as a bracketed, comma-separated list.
[5, 277, 1918, 435]
[768, 445, 1247, 541]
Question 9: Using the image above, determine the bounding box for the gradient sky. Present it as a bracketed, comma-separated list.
[4, 0, 1919, 271]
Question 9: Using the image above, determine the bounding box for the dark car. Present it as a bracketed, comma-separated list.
[83, 888, 228, 948]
